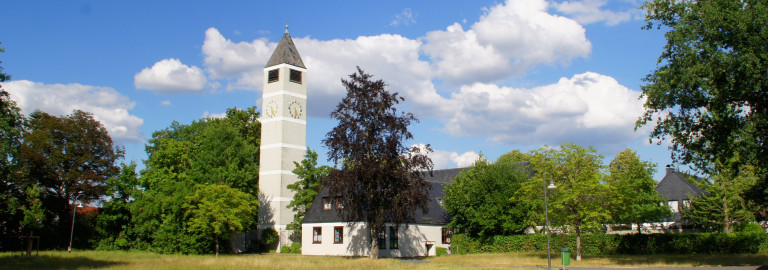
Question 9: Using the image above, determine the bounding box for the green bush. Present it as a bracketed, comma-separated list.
[436, 247, 448, 256]
[281, 242, 302, 254]
[450, 232, 768, 255]
[261, 228, 278, 247]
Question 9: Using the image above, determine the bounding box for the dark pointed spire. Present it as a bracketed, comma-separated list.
[266, 28, 305, 69]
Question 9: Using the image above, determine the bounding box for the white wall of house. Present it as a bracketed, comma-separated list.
[301, 222, 451, 257]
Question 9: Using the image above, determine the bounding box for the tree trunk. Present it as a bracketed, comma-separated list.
[26, 232, 33, 257]
[723, 194, 731, 234]
[215, 236, 219, 257]
[369, 228, 379, 259]
[576, 226, 582, 261]
[637, 223, 642, 234]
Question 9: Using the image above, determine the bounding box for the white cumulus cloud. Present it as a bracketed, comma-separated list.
[422, 0, 591, 85]
[202, 27, 274, 90]
[440, 72, 646, 152]
[553, 0, 641, 26]
[4, 80, 144, 143]
[134, 58, 207, 93]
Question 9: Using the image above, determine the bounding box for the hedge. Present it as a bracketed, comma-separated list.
[450, 232, 768, 255]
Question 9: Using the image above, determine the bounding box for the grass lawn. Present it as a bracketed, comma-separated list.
[1, 250, 766, 270]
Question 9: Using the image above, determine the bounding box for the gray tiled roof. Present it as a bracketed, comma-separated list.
[655, 168, 705, 201]
[265, 32, 305, 68]
[302, 168, 466, 225]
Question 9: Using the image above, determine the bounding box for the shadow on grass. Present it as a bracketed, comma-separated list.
[0, 254, 124, 270]
[531, 253, 768, 267]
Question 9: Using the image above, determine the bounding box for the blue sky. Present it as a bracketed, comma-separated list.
[2, 0, 676, 179]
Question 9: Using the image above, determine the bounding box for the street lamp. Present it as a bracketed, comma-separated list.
[544, 174, 557, 270]
[68, 194, 83, 253]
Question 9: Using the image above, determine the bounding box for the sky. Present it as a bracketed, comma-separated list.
[1, 0, 676, 180]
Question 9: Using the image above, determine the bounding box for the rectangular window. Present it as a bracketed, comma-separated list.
[442, 227, 452, 244]
[377, 230, 386, 249]
[334, 226, 343, 244]
[289, 69, 302, 84]
[335, 197, 344, 210]
[268, 69, 279, 83]
[389, 226, 398, 249]
[668, 200, 679, 213]
[312, 227, 322, 244]
[323, 197, 332, 211]
[682, 199, 691, 209]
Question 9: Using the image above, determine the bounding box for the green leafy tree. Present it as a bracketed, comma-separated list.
[96, 162, 139, 250]
[523, 143, 609, 261]
[184, 183, 259, 256]
[286, 149, 331, 235]
[683, 161, 758, 233]
[323, 67, 433, 259]
[443, 156, 533, 237]
[638, 0, 768, 209]
[0, 41, 26, 250]
[496, 149, 532, 164]
[18, 110, 123, 248]
[606, 149, 670, 233]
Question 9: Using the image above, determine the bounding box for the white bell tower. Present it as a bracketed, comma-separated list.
[258, 26, 306, 249]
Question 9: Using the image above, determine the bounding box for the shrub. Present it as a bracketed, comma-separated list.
[436, 247, 448, 256]
[281, 242, 302, 254]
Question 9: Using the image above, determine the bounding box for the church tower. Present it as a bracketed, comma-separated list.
[258, 26, 306, 249]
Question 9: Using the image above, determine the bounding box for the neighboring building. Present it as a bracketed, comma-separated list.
[654, 167, 706, 229]
[257, 26, 307, 250]
[301, 168, 463, 257]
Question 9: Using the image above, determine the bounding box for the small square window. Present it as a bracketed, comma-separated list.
[389, 226, 398, 249]
[268, 69, 279, 83]
[442, 227, 452, 244]
[336, 197, 344, 210]
[289, 69, 302, 84]
[334, 226, 343, 244]
[377, 230, 386, 249]
[323, 197, 332, 211]
[313, 227, 322, 244]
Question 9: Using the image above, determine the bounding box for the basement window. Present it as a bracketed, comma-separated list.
[268, 69, 279, 83]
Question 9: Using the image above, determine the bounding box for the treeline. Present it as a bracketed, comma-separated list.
[0, 71, 262, 254]
[443, 143, 764, 260]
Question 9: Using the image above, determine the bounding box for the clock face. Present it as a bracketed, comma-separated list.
[288, 100, 303, 119]
[265, 100, 278, 118]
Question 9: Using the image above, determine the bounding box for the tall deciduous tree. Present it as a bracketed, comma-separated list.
[606, 149, 670, 233]
[287, 149, 331, 235]
[638, 0, 768, 209]
[524, 143, 609, 261]
[0, 41, 26, 250]
[18, 110, 123, 248]
[443, 156, 533, 237]
[323, 67, 433, 259]
[96, 162, 139, 250]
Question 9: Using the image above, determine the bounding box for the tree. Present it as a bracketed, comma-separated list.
[322, 67, 433, 259]
[606, 149, 670, 233]
[18, 110, 123, 248]
[96, 162, 139, 250]
[638, 0, 768, 210]
[443, 156, 533, 237]
[523, 143, 609, 261]
[184, 183, 259, 256]
[0, 41, 26, 250]
[286, 149, 331, 235]
[683, 161, 758, 233]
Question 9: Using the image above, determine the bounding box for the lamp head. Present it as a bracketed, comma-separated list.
[547, 181, 557, 189]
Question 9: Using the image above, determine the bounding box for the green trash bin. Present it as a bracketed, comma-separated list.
[561, 248, 571, 266]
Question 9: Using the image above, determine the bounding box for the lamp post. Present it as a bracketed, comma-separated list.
[545, 174, 557, 270]
[68, 194, 83, 253]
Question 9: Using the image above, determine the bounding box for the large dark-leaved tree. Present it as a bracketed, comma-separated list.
[323, 67, 433, 259]
[638, 0, 768, 211]
[18, 110, 123, 248]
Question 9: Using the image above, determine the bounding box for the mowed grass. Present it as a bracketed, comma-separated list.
[1, 250, 767, 270]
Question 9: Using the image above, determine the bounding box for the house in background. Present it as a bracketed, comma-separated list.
[654, 166, 706, 230]
[301, 168, 463, 257]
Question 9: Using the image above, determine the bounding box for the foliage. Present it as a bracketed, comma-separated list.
[20, 184, 44, 234]
[638, 0, 768, 210]
[521, 143, 609, 261]
[605, 149, 670, 232]
[129, 107, 261, 254]
[450, 232, 768, 255]
[443, 157, 533, 237]
[435, 247, 448, 256]
[96, 162, 139, 250]
[0, 43, 26, 250]
[322, 67, 433, 259]
[287, 149, 331, 234]
[280, 241, 302, 254]
[184, 183, 259, 255]
[261, 227, 278, 249]
[496, 149, 532, 164]
[683, 163, 758, 233]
